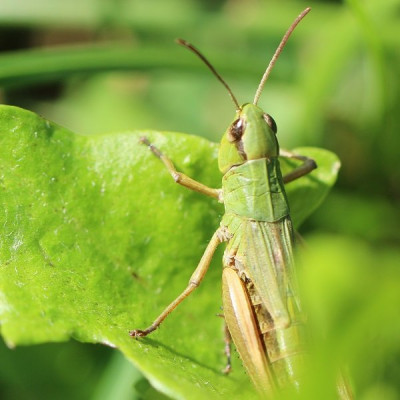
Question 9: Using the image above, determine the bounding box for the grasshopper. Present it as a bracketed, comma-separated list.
[130, 7, 351, 398]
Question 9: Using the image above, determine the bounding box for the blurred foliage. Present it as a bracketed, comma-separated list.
[0, 0, 399, 399]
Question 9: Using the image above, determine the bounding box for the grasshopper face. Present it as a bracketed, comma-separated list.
[218, 103, 279, 174]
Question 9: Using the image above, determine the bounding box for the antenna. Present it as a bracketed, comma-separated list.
[176, 39, 241, 111]
[253, 7, 311, 105]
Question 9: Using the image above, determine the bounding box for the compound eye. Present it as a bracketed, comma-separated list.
[227, 118, 245, 142]
[263, 113, 277, 134]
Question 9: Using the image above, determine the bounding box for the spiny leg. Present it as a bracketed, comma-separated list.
[130, 229, 224, 337]
[222, 322, 232, 374]
[140, 137, 222, 201]
[279, 148, 317, 184]
[216, 312, 232, 373]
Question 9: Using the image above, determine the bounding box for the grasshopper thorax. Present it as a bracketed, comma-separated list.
[218, 103, 278, 174]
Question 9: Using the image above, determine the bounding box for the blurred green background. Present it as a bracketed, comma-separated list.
[0, 0, 399, 399]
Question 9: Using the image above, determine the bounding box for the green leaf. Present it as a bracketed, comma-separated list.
[0, 105, 339, 399]
[280, 147, 341, 228]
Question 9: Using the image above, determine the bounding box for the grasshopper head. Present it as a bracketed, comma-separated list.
[176, 9, 311, 175]
[218, 103, 278, 174]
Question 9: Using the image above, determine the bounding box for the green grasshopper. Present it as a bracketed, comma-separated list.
[130, 7, 351, 398]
